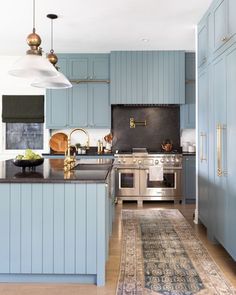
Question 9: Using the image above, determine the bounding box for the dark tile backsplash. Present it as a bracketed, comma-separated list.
[112, 105, 180, 151]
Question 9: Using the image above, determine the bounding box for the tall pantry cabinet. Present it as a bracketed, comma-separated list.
[198, 0, 236, 260]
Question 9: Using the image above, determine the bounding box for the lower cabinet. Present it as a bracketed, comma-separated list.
[182, 155, 196, 203]
[46, 83, 110, 129]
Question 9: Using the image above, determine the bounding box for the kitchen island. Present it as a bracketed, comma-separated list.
[0, 158, 114, 286]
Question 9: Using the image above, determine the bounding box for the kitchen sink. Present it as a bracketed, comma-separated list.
[73, 164, 111, 170]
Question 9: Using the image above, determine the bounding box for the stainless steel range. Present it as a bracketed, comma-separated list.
[113, 148, 182, 206]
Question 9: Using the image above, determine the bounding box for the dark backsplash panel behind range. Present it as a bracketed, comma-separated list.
[112, 106, 180, 151]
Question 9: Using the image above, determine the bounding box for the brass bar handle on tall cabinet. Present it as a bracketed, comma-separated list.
[216, 124, 227, 177]
[217, 124, 222, 177]
[200, 132, 207, 162]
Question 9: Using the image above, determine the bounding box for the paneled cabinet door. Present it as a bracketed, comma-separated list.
[91, 57, 109, 80]
[69, 84, 88, 127]
[198, 69, 209, 227]
[183, 156, 196, 203]
[69, 58, 89, 80]
[180, 53, 195, 129]
[46, 89, 68, 129]
[198, 15, 209, 68]
[88, 83, 110, 128]
[211, 0, 236, 53]
[225, 44, 236, 259]
[212, 54, 228, 246]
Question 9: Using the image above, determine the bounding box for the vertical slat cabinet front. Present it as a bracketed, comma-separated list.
[228, 0, 236, 42]
[0, 184, 10, 273]
[69, 84, 88, 127]
[198, 16, 209, 68]
[225, 45, 236, 259]
[86, 185, 97, 274]
[53, 184, 65, 273]
[89, 83, 110, 128]
[31, 184, 43, 273]
[198, 69, 209, 227]
[42, 184, 54, 273]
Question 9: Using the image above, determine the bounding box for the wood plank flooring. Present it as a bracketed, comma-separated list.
[0, 202, 235, 295]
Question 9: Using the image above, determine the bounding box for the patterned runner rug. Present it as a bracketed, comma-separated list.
[116, 209, 236, 295]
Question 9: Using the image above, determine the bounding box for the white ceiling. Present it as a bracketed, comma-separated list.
[0, 0, 212, 55]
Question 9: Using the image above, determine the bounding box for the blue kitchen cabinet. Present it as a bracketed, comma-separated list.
[46, 58, 69, 129]
[46, 54, 110, 129]
[198, 68, 209, 228]
[210, 0, 236, 55]
[180, 53, 195, 129]
[198, 14, 209, 68]
[110, 51, 185, 104]
[68, 54, 109, 80]
[69, 83, 110, 129]
[89, 83, 110, 128]
[182, 155, 196, 203]
[69, 84, 88, 127]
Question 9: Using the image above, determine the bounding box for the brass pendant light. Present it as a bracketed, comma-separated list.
[9, 0, 58, 79]
[31, 14, 72, 89]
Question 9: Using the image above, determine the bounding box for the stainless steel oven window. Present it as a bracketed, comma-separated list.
[146, 172, 176, 189]
[119, 172, 135, 188]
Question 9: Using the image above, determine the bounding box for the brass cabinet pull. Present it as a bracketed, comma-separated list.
[200, 132, 207, 162]
[217, 124, 227, 177]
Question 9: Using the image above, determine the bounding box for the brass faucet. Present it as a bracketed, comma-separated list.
[64, 128, 90, 171]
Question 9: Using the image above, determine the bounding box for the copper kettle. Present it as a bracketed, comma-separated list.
[161, 140, 173, 152]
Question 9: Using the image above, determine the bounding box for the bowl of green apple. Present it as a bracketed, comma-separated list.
[12, 149, 44, 171]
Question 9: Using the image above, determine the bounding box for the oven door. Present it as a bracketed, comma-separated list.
[139, 168, 182, 198]
[115, 168, 139, 196]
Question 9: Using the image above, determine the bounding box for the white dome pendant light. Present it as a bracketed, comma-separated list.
[8, 0, 59, 79]
[31, 14, 72, 89]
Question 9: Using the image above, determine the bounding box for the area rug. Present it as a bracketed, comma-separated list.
[116, 209, 236, 295]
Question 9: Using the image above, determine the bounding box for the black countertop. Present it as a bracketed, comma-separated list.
[0, 158, 113, 184]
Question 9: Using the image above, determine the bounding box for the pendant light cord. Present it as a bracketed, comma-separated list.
[33, 0, 36, 33]
[51, 18, 54, 51]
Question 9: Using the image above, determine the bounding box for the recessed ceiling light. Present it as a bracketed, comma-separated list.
[141, 38, 150, 42]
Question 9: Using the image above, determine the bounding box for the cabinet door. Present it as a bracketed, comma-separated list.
[90, 56, 109, 80]
[68, 58, 89, 79]
[180, 53, 195, 129]
[69, 84, 88, 127]
[198, 16, 209, 68]
[212, 0, 227, 52]
[212, 55, 228, 245]
[183, 156, 196, 202]
[198, 69, 209, 226]
[89, 83, 110, 128]
[228, 0, 236, 41]
[225, 45, 236, 259]
[46, 59, 69, 129]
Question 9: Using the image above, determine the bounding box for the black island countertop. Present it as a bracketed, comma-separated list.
[0, 158, 113, 184]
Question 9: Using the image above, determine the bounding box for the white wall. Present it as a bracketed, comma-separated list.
[0, 56, 110, 160]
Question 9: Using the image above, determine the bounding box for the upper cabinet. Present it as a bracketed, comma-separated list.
[46, 54, 110, 129]
[209, 0, 236, 57]
[180, 53, 195, 129]
[110, 51, 185, 104]
[68, 54, 109, 80]
[198, 14, 209, 68]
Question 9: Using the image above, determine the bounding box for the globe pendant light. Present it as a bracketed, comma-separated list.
[31, 14, 72, 89]
[8, 0, 58, 79]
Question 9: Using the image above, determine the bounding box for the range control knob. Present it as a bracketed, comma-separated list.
[166, 158, 169, 163]
[171, 157, 175, 162]
[160, 159, 164, 163]
[155, 160, 159, 165]
[118, 159, 121, 164]
[133, 159, 137, 163]
[138, 160, 142, 164]
[122, 159, 126, 163]
[176, 158, 180, 162]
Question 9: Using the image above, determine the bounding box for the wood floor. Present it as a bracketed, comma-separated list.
[0, 202, 235, 295]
